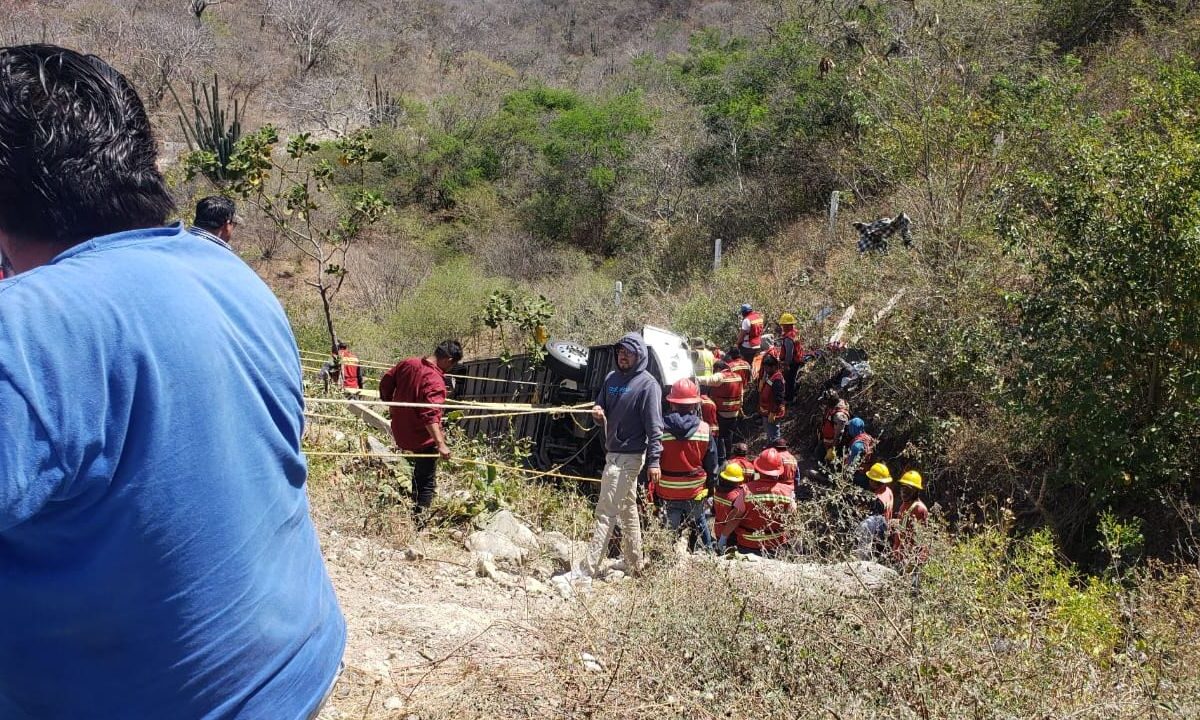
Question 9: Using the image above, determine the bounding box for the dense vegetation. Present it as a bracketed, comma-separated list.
[6, 0, 1197, 561]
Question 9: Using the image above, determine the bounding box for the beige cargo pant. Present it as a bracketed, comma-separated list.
[584, 452, 646, 576]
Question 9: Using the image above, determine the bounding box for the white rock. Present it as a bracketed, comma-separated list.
[474, 552, 499, 579]
[479, 510, 540, 550]
[384, 696, 404, 711]
[465, 530, 527, 564]
[580, 652, 603, 672]
[541, 531, 587, 571]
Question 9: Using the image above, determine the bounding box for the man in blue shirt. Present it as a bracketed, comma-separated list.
[0, 45, 345, 719]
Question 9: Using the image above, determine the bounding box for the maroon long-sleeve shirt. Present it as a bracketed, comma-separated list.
[378, 357, 446, 451]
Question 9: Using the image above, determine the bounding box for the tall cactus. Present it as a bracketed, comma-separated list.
[173, 76, 244, 184]
[368, 74, 402, 129]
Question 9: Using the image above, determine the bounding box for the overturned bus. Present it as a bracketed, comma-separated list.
[450, 326, 693, 479]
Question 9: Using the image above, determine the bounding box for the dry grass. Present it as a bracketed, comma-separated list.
[302, 414, 1200, 719]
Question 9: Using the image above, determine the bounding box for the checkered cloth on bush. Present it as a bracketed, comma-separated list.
[853, 213, 912, 253]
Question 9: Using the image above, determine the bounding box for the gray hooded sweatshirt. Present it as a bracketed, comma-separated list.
[594, 332, 663, 468]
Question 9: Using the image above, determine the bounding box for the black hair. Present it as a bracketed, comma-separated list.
[731, 442, 749, 457]
[336, 341, 348, 350]
[713, 360, 728, 371]
[0, 45, 174, 245]
[194, 196, 237, 231]
[435, 339, 463, 362]
[762, 353, 779, 366]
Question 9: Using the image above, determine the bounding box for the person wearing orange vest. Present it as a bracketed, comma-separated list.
[698, 392, 721, 467]
[770, 437, 798, 488]
[719, 448, 796, 556]
[336, 341, 361, 391]
[777, 312, 806, 403]
[697, 360, 744, 461]
[735, 304, 764, 358]
[855, 463, 894, 560]
[817, 389, 851, 462]
[726, 347, 752, 388]
[844, 417, 877, 488]
[712, 462, 747, 553]
[758, 353, 786, 444]
[891, 470, 929, 566]
[655, 378, 717, 550]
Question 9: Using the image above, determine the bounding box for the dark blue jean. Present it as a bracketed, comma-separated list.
[662, 499, 714, 551]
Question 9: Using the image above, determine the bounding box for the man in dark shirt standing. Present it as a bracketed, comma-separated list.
[379, 340, 463, 526]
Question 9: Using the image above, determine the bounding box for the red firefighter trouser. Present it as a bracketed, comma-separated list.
[585, 452, 646, 575]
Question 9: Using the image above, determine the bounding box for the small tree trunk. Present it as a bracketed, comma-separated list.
[319, 282, 338, 356]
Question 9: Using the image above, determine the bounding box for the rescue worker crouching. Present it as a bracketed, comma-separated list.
[719, 448, 797, 556]
[655, 378, 717, 551]
[891, 470, 929, 567]
[712, 462, 747, 554]
[817, 389, 850, 463]
[770, 437, 799, 490]
[844, 416, 878, 487]
[855, 462, 894, 561]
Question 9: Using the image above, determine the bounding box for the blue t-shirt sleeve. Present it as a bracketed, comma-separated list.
[0, 380, 67, 531]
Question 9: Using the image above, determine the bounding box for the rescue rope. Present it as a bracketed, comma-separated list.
[298, 350, 546, 387]
[304, 411, 357, 422]
[302, 396, 593, 414]
[302, 450, 601, 484]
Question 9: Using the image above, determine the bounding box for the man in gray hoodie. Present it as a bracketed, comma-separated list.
[583, 332, 664, 577]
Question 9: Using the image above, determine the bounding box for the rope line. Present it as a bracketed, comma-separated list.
[304, 411, 358, 422]
[303, 396, 592, 414]
[298, 350, 546, 387]
[303, 449, 600, 484]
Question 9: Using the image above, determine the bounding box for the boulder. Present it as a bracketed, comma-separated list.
[541, 531, 587, 572]
[479, 510, 539, 551]
[464, 530, 527, 564]
[699, 556, 897, 599]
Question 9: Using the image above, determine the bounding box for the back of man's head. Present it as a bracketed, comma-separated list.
[194, 196, 238, 232]
[0, 45, 173, 246]
[435, 340, 463, 363]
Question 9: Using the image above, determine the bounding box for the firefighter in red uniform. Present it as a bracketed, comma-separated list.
[817, 389, 851, 463]
[655, 378, 717, 550]
[697, 360, 745, 460]
[735, 303, 765, 359]
[719, 448, 796, 556]
[336, 341, 361, 391]
[758, 353, 787, 444]
[712, 462, 747, 553]
[698, 392, 722, 467]
[777, 312, 806, 402]
[844, 416, 877, 488]
[726, 442, 754, 476]
[770, 437, 798, 488]
[891, 470, 929, 567]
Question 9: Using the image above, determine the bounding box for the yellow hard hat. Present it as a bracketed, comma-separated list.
[778, 312, 797, 325]
[824, 447, 836, 463]
[899, 470, 923, 490]
[865, 463, 892, 483]
[719, 463, 746, 484]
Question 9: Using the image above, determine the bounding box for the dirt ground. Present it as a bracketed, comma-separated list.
[312, 502, 571, 720]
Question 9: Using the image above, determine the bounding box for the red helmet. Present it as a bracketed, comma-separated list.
[666, 378, 701, 405]
[754, 448, 784, 478]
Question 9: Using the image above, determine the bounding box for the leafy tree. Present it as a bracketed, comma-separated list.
[199, 127, 389, 356]
[498, 87, 653, 254]
[1001, 58, 1200, 544]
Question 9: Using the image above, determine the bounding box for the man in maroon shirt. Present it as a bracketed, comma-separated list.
[379, 340, 463, 526]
